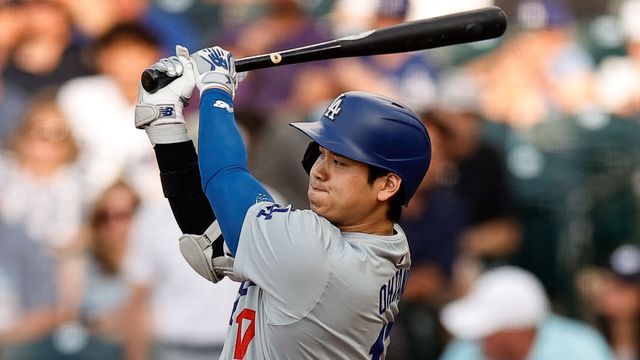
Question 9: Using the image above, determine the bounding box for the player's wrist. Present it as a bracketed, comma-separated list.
[201, 87, 233, 101]
[136, 100, 189, 144]
[195, 73, 235, 98]
[146, 123, 189, 144]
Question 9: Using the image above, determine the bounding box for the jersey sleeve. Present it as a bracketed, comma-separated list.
[197, 89, 274, 255]
[233, 202, 336, 324]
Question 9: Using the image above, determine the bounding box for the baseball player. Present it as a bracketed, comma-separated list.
[134, 45, 431, 359]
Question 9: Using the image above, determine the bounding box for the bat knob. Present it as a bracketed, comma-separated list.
[141, 68, 175, 93]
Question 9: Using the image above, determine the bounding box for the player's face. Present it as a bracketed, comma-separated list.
[308, 147, 389, 231]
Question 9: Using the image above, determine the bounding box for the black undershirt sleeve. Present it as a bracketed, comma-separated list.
[153, 141, 224, 256]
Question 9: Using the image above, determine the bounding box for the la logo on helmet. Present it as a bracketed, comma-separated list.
[324, 95, 345, 120]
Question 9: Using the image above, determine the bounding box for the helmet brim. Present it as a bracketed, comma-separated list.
[290, 121, 372, 168]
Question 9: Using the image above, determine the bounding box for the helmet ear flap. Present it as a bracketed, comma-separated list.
[302, 141, 320, 174]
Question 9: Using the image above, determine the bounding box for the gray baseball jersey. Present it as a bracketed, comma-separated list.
[219, 202, 411, 360]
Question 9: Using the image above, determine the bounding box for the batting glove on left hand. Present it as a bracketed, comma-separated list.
[190, 46, 237, 98]
[135, 45, 195, 144]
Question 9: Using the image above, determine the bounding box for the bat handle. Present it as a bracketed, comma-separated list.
[141, 56, 253, 93]
[141, 68, 175, 93]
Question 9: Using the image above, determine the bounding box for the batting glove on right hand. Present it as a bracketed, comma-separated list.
[189, 46, 237, 98]
[135, 45, 195, 144]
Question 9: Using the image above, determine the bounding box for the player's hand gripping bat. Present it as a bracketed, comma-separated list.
[141, 6, 507, 93]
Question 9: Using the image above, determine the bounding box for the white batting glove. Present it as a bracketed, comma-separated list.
[135, 45, 195, 144]
[189, 46, 237, 98]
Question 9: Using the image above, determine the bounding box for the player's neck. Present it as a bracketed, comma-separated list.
[338, 218, 395, 236]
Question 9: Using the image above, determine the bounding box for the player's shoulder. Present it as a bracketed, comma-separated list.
[247, 202, 328, 224]
[246, 201, 293, 220]
[244, 202, 339, 240]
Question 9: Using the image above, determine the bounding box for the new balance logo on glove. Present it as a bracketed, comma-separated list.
[158, 105, 175, 118]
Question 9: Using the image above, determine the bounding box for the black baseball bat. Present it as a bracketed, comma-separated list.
[141, 6, 506, 93]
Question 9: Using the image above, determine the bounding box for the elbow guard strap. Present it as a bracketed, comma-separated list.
[178, 221, 243, 283]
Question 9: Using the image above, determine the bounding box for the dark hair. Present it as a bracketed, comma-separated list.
[90, 180, 141, 274]
[93, 23, 159, 56]
[420, 110, 456, 139]
[367, 165, 404, 223]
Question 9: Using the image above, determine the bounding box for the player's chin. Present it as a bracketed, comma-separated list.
[308, 190, 328, 214]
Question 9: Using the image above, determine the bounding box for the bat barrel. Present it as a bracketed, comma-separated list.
[141, 6, 506, 93]
[341, 6, 507, 56]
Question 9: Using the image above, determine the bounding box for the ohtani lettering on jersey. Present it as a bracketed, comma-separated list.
[378, 268, 409, 314]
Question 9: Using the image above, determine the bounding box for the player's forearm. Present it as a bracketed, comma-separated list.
[198, 89, 273, 255]
[154, 141, 217, 235]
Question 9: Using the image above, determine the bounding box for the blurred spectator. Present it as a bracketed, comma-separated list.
[0, 80, 28, 148]
[469, 33, 547, 129]
[109, 0, 202, 54]
[329, 0, 378, 37]
[620, 0, 640, 68]
[430, 73, 520, 264]
[0, 219, 58, 359]
[469, 0, 596, 128]
[593, 0, 640, 119]
[0, 90, 86, 326]
[59, 0, 201, 54]
[388, 118, 470, 360]
[0, 3, 25, 69]
[2, 1, 92, 94]
[464, 0, 631, 317]
[0, 4, 29, 145]
[57, 23, 163, 202]
[440, 266, 614, 360]
[55, 0, 115, 41]
[480, 102, 640, 315]
[55, 181, 140, 358]
[401, 118, 470, 287]
[123, 199, 239, 360]
[595, 56, 640, 118]
[333, 0, 439, 113]
[220, 0, 333, 115]
[0, 90, 84, 249]
[587, 244, 640, 360]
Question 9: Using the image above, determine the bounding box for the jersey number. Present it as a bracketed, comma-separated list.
[234, 309, 256, 359]
[369, 322, 393, 360]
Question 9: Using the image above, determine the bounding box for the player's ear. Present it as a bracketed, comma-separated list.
[377, 173, 402, 202]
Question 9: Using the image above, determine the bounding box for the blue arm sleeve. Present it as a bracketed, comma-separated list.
[197, 89, 273, 255]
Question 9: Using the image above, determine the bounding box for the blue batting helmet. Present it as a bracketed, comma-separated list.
[290, 91, 431, 205]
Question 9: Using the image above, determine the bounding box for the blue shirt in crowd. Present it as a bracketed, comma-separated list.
[440, 314, 615, 360]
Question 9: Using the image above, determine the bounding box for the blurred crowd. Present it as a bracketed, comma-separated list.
[1, 0, 640, 359]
